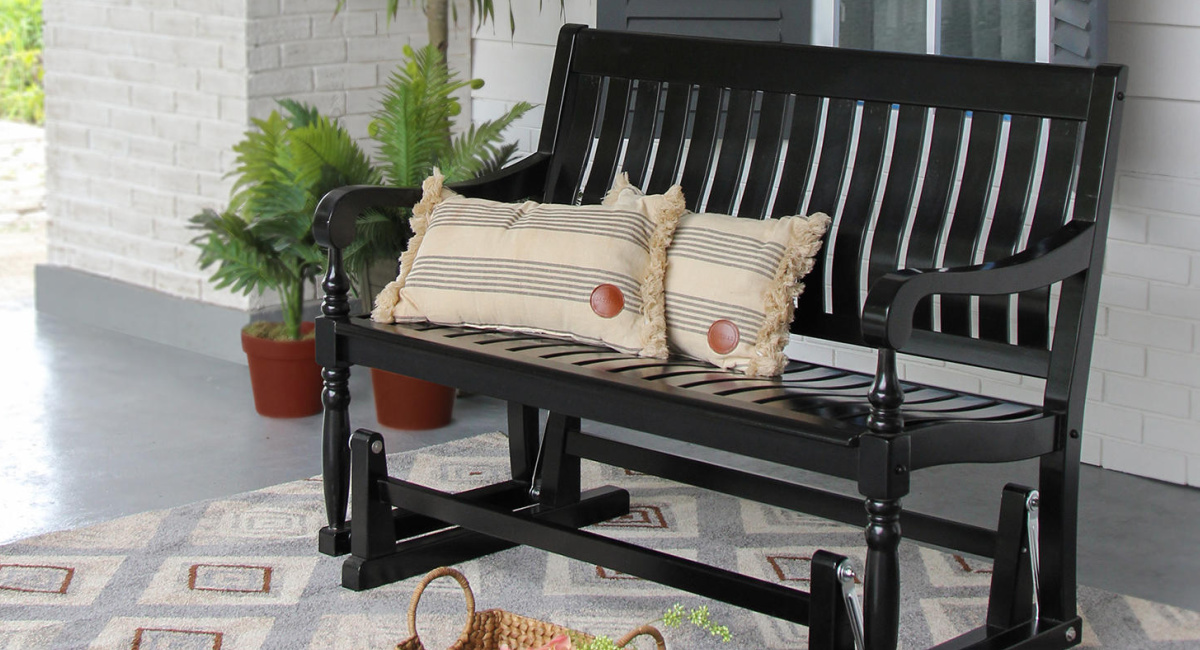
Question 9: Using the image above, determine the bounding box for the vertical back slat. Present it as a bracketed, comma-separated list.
[867, 104, 928, 288]
[544, 74, 603, 204]
[805, 98, 857, 216]
[646, 83, 693, 194]
[581, 77, 632, 204]
[906, 108, 966, 331]
[831, 101, 891, 319]
[737, 92, 788, 219]
[938, 111, 1003, 337]
[678, 86, 724, 210]
[620, 80, 661, 188]
[978, 115, 1042, 342]
[1018, 119, 1082, 347]
[705, 89, 756, 215]
[795, 97, 857, 322]
[770, 95, 823, 217]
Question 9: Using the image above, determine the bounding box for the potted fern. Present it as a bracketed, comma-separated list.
[345, 43, 531, 429]
[191, 100, 381, 417]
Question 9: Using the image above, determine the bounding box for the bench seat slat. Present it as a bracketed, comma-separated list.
[348, 319, 1055, 467]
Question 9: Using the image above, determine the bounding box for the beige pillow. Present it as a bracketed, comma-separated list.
[605, 174, 831, 376]
[372, 170, 686, 357]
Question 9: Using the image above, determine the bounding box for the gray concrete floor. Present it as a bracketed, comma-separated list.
[1, 297, 1198, 616]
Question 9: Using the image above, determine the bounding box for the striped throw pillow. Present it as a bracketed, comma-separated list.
[605, 174, 831, 376]
[372, 170, 686, 358]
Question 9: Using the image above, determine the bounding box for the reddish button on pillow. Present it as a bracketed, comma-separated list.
[590, 284, 625, 318]
[707, 319, 740, 354]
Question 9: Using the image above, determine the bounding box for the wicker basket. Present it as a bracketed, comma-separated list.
[397, 567, 666, 650]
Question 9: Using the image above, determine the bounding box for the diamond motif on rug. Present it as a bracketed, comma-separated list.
[0, 555, 122, 606]
[139, 557, 317, 606]
[90, 617, 273, 650]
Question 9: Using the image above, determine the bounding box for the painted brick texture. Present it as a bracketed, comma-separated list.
[43, 0, 451, 310]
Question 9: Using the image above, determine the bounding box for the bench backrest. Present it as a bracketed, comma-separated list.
[534, 26, 1124, 386]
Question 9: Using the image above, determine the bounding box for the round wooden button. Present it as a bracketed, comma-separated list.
[590, 284, 625, 318]
[707, 319, 740, 354]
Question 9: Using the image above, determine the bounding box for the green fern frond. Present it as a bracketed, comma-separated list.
[439, 100, 533, 181]
[477, 141, 521, 177]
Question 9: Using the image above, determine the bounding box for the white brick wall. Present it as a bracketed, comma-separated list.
[471, 2, 1200, 486]
[43, 0, 464, 309]
[470, 0, 596, 155]
[1093, 1, 1200, 486]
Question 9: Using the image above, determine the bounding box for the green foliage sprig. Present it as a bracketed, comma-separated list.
[344, 43, 531, 298]
[190, 100, 380, 341]
[570, 604, 732, 650]
[0, 0, 43, 124]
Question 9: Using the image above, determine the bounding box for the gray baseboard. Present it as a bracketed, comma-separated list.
[35, 265, 344, 365]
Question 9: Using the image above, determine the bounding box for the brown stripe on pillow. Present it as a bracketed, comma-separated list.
[664, 299, 761, 343]
[429, 202, 655, 250]
[669, 232, 785, 278]
[673, 226, 788, 255]
[407, 258, 644, 311]
[410, 256, 643, 303]
[665, 291, 765, 324]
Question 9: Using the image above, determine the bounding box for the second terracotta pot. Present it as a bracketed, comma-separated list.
[241, 322, 323, 418]
[370, 368, 455, 430]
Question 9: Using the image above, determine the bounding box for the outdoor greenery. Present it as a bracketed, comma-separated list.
[345, 43, 531, 296]
[570, 604, 732, 650]
[0, 0, 43, 124]
[190, 99, 381, 342]
[191, 45, 531, 341]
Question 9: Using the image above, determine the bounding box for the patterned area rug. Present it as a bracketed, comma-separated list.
[2, 433, 1198, 649]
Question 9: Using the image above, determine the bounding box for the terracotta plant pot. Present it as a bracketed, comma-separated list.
[370, 368, 455, 430]
[241, 322, 323, 418]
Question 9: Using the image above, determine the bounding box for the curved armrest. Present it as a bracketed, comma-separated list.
[861, 220, 1096, 350]
[312, 152, 552, 250]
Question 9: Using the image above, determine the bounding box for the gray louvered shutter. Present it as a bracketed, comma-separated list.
[1052, 0, 1107, 65]
[598, 0, 812, 45]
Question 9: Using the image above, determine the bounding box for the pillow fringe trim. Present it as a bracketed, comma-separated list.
[638, 184, 686, 358]
[745, 212, 832, 377]
[371, 170, 450, 323]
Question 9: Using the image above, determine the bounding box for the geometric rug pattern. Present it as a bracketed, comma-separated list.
[2, 433, 1198, 649]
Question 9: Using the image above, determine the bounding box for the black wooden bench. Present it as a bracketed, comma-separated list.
[313, 25, 1125, 650]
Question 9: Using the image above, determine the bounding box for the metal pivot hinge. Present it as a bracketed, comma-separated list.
[837, 561, 867, 650]
[1026, 490, 1042, 625]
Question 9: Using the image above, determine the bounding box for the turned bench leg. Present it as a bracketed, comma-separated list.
[861, 349, 908, 650]
[864, 498, 902, 650]
[319, 361, 353, 556]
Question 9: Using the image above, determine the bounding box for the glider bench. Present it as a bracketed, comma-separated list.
[313, 25, 1126, 650]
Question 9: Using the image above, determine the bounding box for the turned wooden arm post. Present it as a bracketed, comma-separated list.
[860, 349, 908, 650]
